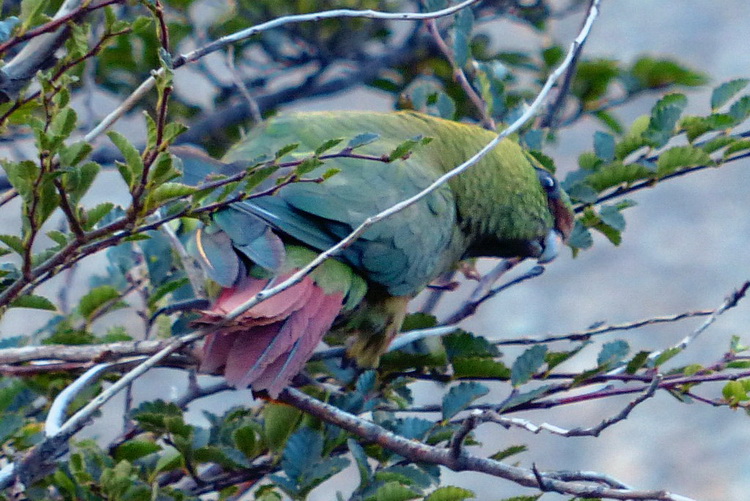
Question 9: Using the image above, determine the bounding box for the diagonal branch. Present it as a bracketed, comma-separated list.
[279, 387, 694, 501]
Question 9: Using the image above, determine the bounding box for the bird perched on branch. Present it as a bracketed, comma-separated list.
[177, 111, 574, 397]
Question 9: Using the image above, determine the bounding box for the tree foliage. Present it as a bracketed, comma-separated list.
[0, 1, 748, 500]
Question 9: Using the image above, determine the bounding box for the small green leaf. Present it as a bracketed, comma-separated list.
[372, 481, 420, 501]
[425, 486, 475, 501]
[263, 403, 302, 452]
[243, 165, 279, 192]
[584, 161, 652, 191]
[388, 136, 429, 162]
[114, 440, 161, 461]
[321, 168, 340, 180]
[597, 340, 629, 367]
[0, 234, 24, 255]
[625, 351, 651, 374]
[393, 417, 433, 440]
[567, 221, 593, 251]
[728, 95, 750, 124]
[347, 133, 380, 149]
[59, 141, 93, 167]
[443, 331, 499, 359]
[64, 161, 100, 204]
[489, 444, 528, 461]
[452, 6, 474, 67]
[593, 131, 615, 162]
[281, 427, 323, 480]
[314, 138, 343, 156]
[644, 93, 688, 147]
[153, 451, 183, 476]
[108, 131, 144, 187]
[656, 145, 713, 176]
[723, 381, 749, 403]
[20, 0, 48, 30]
[452, 357, 510, 379]
[511, 345, 547, 386]
[82, 202, 115, 230]
[442, 381, 489, 420]
[700, 136, 736, 154]
[3, 160, 37, 201]
[436, 92, 456, 120]
[296, 157, 323, 176]
[725, 139, 750, 157]
[614, 114, 651, 159]
[598, 205, 626, 232]
[147, 182, 196, 209]
[0, 414, 23, 443]
[79, 285, 122, 321]
[653, 347, 681, 366]
[10, 294, 57, 311]
[275, 143, 300, 160]
[348, 438, 372, 485]
[711, 79, 749, 110]
[50, 107, 78, 141]
[147, 152, 178, 186]
[630, 57, 707, 89]
[497, 385, 553, 412]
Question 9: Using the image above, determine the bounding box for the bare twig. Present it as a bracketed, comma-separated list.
[538, 0, 596, 128]
[426, 19, 495, 129]
[482, 374, 662, 437]
[645, 281, 749, 365]
[495, 309, 715, 346]
[442, 264, 544, 325]
[226, 46, 262, 124]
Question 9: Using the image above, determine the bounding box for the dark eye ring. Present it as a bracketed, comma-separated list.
[536, 169, 557, 193]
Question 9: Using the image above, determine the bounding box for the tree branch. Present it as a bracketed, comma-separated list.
[279, 387, 694, 500]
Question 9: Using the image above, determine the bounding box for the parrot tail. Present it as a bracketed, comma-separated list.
[197, 271, 344, 397]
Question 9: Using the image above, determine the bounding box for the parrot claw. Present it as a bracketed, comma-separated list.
[536, 229, 563, 264]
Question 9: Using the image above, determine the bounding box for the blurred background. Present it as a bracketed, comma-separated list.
[1, 0, 749, 499]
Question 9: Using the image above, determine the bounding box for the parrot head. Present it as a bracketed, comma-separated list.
[533, 167, 574, 263]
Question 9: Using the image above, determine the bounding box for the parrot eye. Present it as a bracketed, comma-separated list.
[535, 168, 558, 195]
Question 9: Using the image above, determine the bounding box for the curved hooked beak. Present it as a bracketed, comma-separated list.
[536, 193, 574, 264]
[536, 229, 564, 264]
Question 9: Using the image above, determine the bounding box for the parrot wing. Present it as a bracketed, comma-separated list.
[219, 112, 466, 296]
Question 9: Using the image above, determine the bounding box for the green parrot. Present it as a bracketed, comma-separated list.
[177, 111, 574, 397]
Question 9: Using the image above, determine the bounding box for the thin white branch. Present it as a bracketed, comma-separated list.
[53, 331, 203, 438]
[483, 374, 662, 438]
[387, 326, 460, 352]
[646, 281, 749, 365]
[85, 0, 481, 141]
[45, 360, 144, 436]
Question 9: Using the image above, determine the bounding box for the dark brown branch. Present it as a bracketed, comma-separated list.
[278, 387, 691, 500]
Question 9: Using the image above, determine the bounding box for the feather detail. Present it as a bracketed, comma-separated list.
[197, 270, 344, 397]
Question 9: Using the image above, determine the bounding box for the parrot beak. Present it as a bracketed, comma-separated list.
[536, 229, 563, 264]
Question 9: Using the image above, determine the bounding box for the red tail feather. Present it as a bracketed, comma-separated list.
[198, 271, 344, 397]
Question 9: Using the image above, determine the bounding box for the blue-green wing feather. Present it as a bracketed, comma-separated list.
[224, 113, 461, 295]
